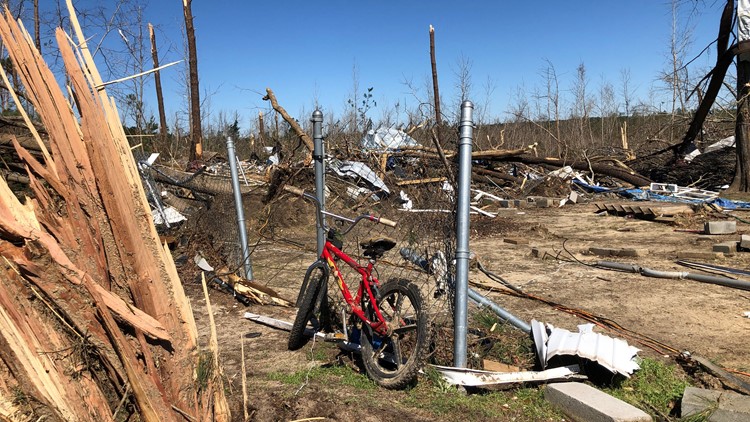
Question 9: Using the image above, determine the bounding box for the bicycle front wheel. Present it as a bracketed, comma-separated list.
[361, 279, 430, 389]
[288, 265, 330, 351]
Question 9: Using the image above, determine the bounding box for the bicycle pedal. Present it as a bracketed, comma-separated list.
[323, 332, 348, 342]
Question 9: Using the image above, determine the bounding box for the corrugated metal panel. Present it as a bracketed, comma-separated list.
[532, 320, 640, 377]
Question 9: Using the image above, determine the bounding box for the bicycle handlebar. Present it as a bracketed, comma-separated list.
[377, 217, 397, 227]
[284, 184, 397, 230]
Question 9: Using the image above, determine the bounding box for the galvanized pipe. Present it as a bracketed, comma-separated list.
[312, 110, 326, 256]
[226, 136, 253, 280]
[596, 261, 750, 291]
[454, 100, 474, 368]
[468, 288, 531, 333]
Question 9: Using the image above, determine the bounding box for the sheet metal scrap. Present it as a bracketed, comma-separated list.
[431, 364, 584, 387]
[532, 320, 641, 377]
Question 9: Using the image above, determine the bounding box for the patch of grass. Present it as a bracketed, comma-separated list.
[606, 357, 689, 417]
[404, 384, 563, 421]
[195, 350, 213, 393]
[266, 364, 376, 391]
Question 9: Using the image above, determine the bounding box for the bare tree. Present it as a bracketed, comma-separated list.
[149, 23, 168, 145]
[619, 68, 635, 118]
[429, 24, 442, 127]
[183, 0, 202, 161]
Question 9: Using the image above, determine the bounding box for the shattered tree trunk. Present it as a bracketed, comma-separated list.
[0, 8, 226, 422]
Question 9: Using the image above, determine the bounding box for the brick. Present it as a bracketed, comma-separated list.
[713, 241, 738, 254]
[503, 237, 529, 245]
[545, 382, 652, 422]
[682, 386, 750, 422]
[704, 221, 737, 235]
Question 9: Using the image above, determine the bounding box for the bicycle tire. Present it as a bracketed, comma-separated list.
[360, 279, 430, 389]
[288, 266, 329, 350]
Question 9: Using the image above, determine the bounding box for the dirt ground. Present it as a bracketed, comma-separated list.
[178, 197, 750, 421]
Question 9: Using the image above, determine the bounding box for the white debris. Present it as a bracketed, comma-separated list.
[399, 190, 413, 210]
[329, 159, 389, 196]
[531, 320, 641, 377]
[744, 311, 750, 318]
[361, 126, 419, 150]
[431, 364, 583, 387]
[194, 254, 214, 272]
[152, 205, 187, 225]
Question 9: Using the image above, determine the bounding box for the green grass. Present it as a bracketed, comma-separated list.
[404, 381, 564, 421]
[266, 364, 376, 391]
[605, 357, 690, 418]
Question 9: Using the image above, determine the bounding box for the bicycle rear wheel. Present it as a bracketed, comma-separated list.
[361, 279, 430, 389]
[288, 265, 330, 350]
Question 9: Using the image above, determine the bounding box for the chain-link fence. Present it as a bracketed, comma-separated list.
[140, 124, 466, 366]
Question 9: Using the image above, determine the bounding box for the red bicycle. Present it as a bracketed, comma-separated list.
[286, 186, 430, 389]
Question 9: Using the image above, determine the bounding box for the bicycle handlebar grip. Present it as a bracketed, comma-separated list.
[378, 217, 397, 227]
[284, 185, 305, 196]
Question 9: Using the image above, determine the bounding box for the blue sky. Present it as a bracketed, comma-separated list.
[52, 1, 728, 131]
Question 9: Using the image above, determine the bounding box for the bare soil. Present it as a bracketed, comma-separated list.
[177, 197, 750, 421]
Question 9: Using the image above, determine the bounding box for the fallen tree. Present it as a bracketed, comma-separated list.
[0, 5, 227, 421]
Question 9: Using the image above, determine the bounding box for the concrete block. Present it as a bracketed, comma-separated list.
[704, 221, 737, 235]
[682, 386, 750, 421]
[528, 197, 554, 208]
[498, 199, 526, 209]
[713, 241, 738, 254]
[675, 251, 725, 260]
[545, 382, 652, 422]
[589, 247, 648, 257]
[740, 234, 750, 250]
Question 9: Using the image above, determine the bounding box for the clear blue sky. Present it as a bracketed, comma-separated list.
[53, 1, 728, 131]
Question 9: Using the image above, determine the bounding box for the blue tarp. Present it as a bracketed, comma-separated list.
[572, 180, 750, 209]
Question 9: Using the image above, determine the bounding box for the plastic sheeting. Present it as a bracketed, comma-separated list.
[361, 127, 419, 150]
[573, 180, 750, 209]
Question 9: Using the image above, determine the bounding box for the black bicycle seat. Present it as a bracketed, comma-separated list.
[360, 237, 396, 260]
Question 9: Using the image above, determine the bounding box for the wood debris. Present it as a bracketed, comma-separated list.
[0, 4, 227, 421]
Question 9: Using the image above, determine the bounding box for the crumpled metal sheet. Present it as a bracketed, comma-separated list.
[532, 320, 640, 377]
[432, 364, 583, 387]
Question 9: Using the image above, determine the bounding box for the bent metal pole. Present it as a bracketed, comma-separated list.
[312, 110, 326, 256]
[226, 136, 254, 280]
[454, 100, 474, 367]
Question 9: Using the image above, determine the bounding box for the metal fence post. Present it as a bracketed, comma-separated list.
[454, 100, 474, 368]
[312, 110, 326, 256]
[226, 136, 254, 280]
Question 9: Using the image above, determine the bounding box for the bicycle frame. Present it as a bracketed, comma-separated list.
[286, 186, 396, 337]
[320, 240, 391, 336]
